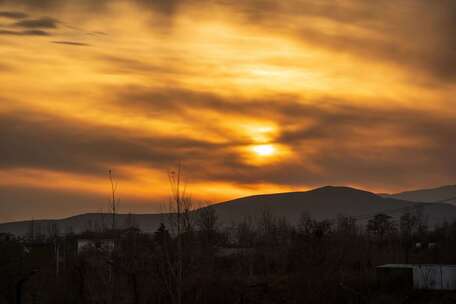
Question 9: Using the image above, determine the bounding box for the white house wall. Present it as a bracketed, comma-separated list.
[413, 265, 456, 290]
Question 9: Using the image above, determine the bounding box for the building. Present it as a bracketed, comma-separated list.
[77, 238, 116, 254]
[377, 264, 456, 290]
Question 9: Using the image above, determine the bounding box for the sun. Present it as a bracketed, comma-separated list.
[251, 144, 276, 157]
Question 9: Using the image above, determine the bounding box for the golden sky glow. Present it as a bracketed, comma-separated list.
[1, 0, 456, 221]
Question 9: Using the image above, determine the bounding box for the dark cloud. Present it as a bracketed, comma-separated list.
[113, 87, 248, 115]
[110, 86, 371, 127]
[0, 10, 28, 19]
[112, 86, 305, 121]
[0, 0, 179, 16]
[87, 31, 107, 36]
[0, 29, 49, 35]
[0, 109, 228, 178]
[0, 0, 80, 10]
[14, 16, 58, 28]
[51, 40, 90, 46]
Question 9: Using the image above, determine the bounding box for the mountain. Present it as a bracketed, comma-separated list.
[384, 185, 456, 204]
[2, 186, 456, 236]
[210, 186, 456, 226]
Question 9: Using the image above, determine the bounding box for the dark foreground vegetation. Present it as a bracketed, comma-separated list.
[2, 205, 456, 304]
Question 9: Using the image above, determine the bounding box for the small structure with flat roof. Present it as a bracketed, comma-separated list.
[377, 264, 456, 290]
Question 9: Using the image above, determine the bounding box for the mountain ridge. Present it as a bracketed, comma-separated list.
[2, 185, 456, 236]
[385, 184, 456, 203]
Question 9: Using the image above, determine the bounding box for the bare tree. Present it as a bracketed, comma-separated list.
[415, 205, 429, 236]
[297, 212, 314, 237]
[196, 206, 218, 247]
[236, 216, 256, 247]
[336, 215, 357, 237]
[367, 213, 396, 244]
[400, 211, 418, 263]
[165, 164, 194, 304]
[27, 219, 36, 241]
[108, 169, 119, 231]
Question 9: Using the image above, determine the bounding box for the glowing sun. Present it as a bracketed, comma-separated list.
[251, 144, 276, 157]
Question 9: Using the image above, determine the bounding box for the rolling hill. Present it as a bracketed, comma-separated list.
[2, 186, 456, 236]
[384, 185, 456, 204]
[210, 186, 456, 226]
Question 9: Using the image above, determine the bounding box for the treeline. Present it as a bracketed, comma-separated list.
[2, 207, 456, 304]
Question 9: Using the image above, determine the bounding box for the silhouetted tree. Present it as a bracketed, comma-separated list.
[154, 223, 171, 247]
[336, 215, 357, 237]
[367, 213, 396, 244]
[236, 217, 256, 247]
[166, 164, 194, 304]
[196, 207, 218, 247]
[400, 211, 418, 263]
[108, 169, 119, 231]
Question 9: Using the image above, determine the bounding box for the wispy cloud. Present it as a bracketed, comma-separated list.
[14, 16, 58, 28]
[51, 40, 90, 46]
[0, 29, 49, 35]
[0, 10, 28, 19]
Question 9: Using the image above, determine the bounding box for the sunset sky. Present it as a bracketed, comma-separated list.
[1, 0, 456, 222]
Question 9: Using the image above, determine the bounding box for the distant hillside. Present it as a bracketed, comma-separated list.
[211, 186, 456, 226]
[0, 213, 166, 236]
[385, 185, 456, 204]
[2, 186, 456, 236]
